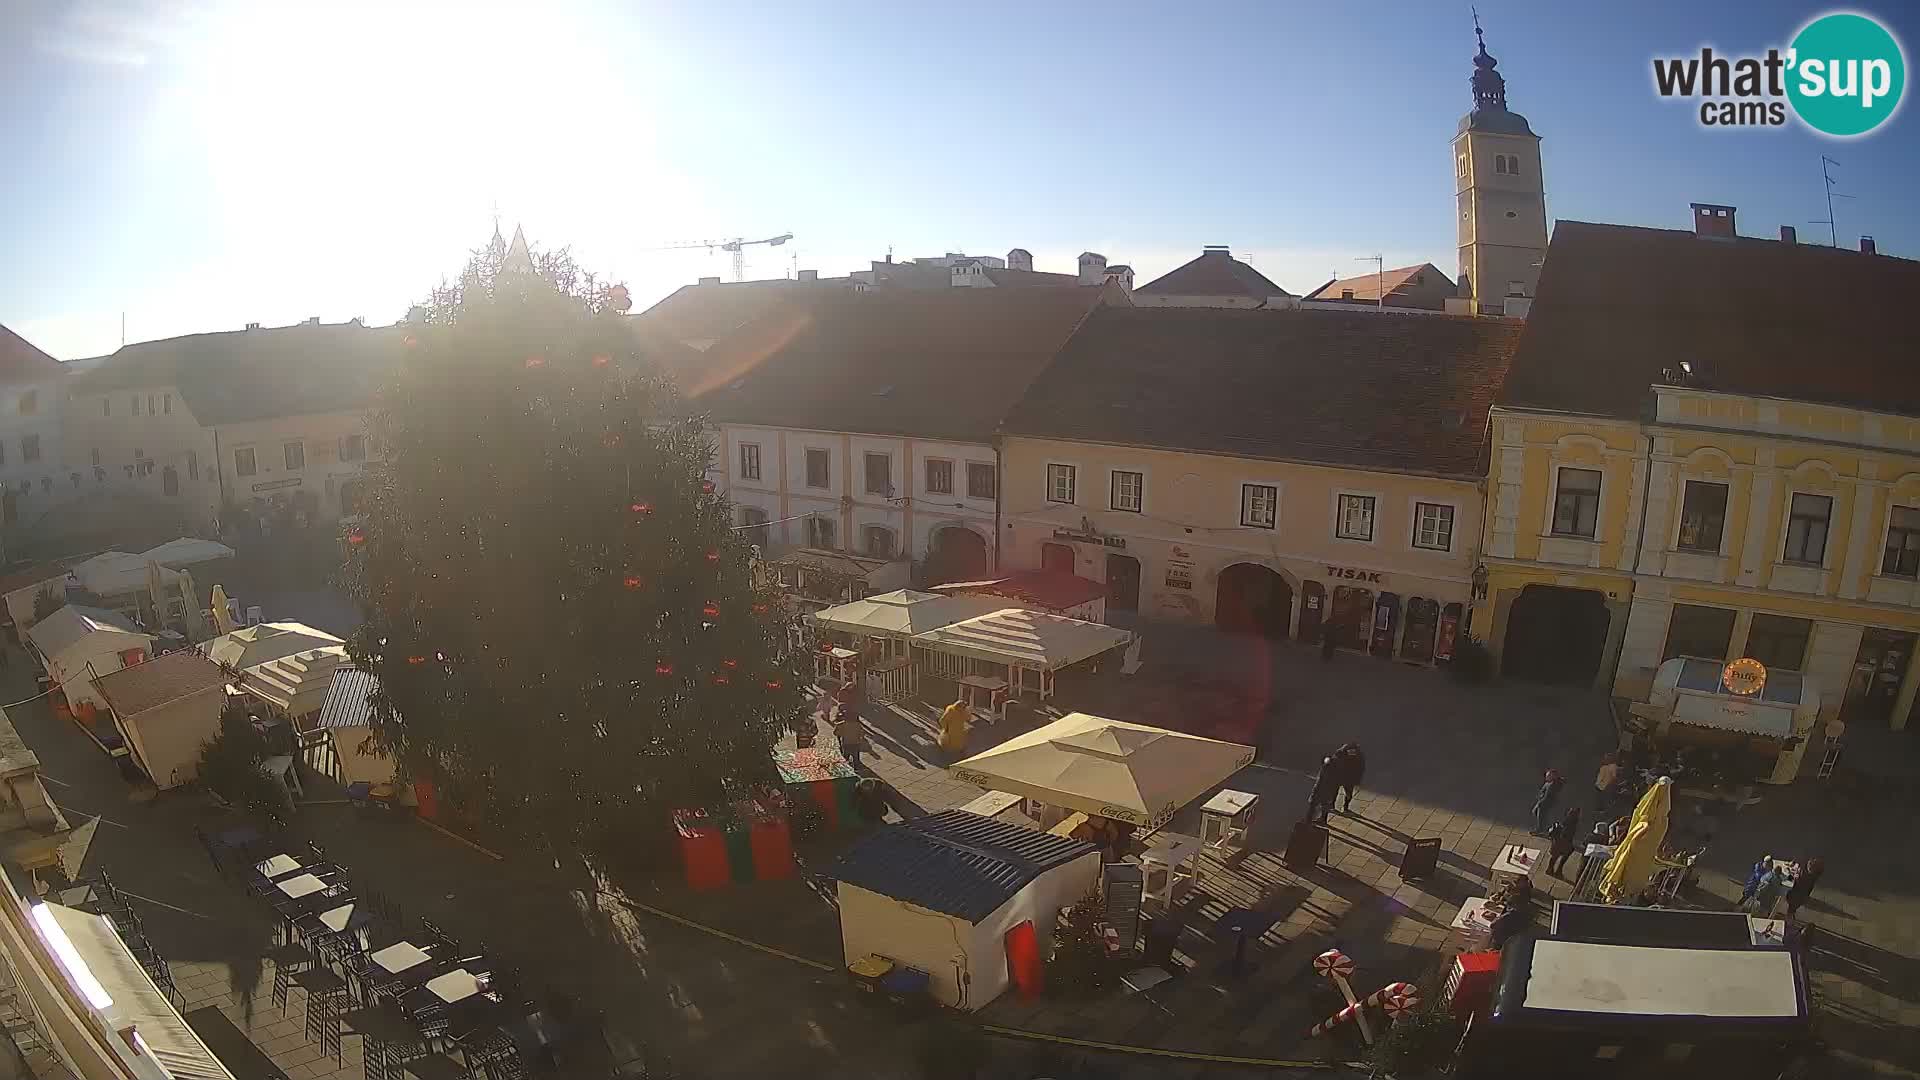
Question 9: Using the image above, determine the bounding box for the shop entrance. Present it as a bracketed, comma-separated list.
[1401, 597, 1439, 663]
[926, 526, 990, 584]
[1214, 563, 1293, 639]
[1501, 585, 1610, 685]
[1041, 542, 1076, 575]
[1298, 581, 1327, 645]
[1329, 585, 1375, 650]
[1105, 553, 1140, 613]
[1843, 628, 1916, 728]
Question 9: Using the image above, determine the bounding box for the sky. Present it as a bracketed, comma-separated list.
[3, 0, 1916, 360]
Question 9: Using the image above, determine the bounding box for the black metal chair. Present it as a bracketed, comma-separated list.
[291, 967, 349, 1066]
[268, 943, 314, 1011]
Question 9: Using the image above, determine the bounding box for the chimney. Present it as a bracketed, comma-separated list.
[245, 322, 262, 331]
[1202, 245, 1231, 257]
[698, 276, 721, 286]
[1861, 235, 1877, 255]
[303, 316, 320, 325]
[1006, 248, 1033, 272]
[1076, 251, 1107, 286]
[1779, 225, 1797, 245]
[797, 269, 818, 282]
[1691, 203, 1738, 239]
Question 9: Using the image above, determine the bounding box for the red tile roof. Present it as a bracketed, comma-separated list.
[96, 649, 229, 718]
[1002, 306, 1522, 478]
[634, 279, 837, 347]
[1304, 263, 1454, 308]
[1503, 221, 1920, 419]
[1137, 250, 1289, 299]
[689, 288, 1104, 444]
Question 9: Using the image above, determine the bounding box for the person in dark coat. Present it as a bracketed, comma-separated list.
[1530, 769, 1565, 836]
[1306, 755, 1339, 823]
[1784, 857, 1825, 918]
[1334, 743, 1366, 813]
[1321, 628, 1337, 661]
[1545, 807, 1582, 877]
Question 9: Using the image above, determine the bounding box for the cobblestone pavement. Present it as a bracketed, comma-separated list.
[12, 613, 1920, 1078]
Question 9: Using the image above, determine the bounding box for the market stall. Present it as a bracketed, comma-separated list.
[308, 667, 399, 786]
[831, 809, 1099, 1010]
[1645, 657, 1821, 784]
[909, 608, 1133, 702]
[809, 590, 1005, 701]
[949, 712, 1255, 830]
[26, 604, 154, 710]
[94, 650, 231, 790]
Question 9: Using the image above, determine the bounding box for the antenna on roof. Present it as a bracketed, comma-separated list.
[1809, 155, 1854, 248]
[1356, 255, 1385, 309]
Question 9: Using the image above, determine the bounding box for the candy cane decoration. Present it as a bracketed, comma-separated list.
[1313, 949, 1356, 980]
[1308, 981, 1418, 1039]
[1312, 950, 1373, 1045]
[1383, 984, 1422, 1020]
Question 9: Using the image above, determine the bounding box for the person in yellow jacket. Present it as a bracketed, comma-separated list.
[938, 699, 972, 755]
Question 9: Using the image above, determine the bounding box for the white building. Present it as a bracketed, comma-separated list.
[0, 325, 78, 550]
[688, 287, 1109, 586]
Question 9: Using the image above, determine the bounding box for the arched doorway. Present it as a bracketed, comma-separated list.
[1040, 542, 1075, 574]
[1502, 585, 1610, 685]
[1215, 563, 1293, 638]
[1105, 553, 1140, 613]
[926, 525, 990, 584]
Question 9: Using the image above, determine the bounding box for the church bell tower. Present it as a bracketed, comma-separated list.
[1452, 19, 1548, 315]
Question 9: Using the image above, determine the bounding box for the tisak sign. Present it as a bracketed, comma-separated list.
[1722, 657, 1767, 697]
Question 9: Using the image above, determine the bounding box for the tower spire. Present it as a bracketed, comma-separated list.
[1470, 12, 1509, 112]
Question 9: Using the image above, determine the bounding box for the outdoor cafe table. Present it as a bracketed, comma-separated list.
[956, 674, 1008, 725]
[255, 854, 303, 879]
[372, 941, 434, 976]
[276, 874, 329, 900]
[1451, 896, 1498, 936]
[1491, 844, 1541, 880]
[425, 969, 483, 1005]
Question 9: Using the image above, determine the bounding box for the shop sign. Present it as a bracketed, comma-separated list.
[1053, 527, 1125, 549]
[251, 478, 303, 493]
[1164, 544, 1195, 590]
[1722, 657, 1767, 696]
[1326, 565, 1383, 584]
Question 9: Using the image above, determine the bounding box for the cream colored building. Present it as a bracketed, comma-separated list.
[1476, 211, 1920, 762]
[1000, 305, 1520, 661]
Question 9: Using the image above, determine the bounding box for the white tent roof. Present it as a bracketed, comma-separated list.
[70, 552, 184, 598]
[910, 608, 1132, 672]
[240, 647, 348, 718]
[139, 537, 236, 569]
[26, 605, 152, 665]
[810, 590, 1006, 639]
[949, 713, 1255, 828]
[200, 621, 345, 671]
[43, 904, 235, 1078]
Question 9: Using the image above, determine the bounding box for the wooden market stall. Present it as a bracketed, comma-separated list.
[93, 650, 230, 790]
[807, 590, 1005, 701]
[26, 604, 154, 710]
[908, 608, 1133, 712]
[949, 712, 1255, 831]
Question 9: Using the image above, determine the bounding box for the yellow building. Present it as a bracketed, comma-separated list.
[1000, 305, 1520, 662]
[1475, 210, 1920, 760]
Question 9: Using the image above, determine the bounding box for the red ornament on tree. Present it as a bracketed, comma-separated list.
[655, 660, 674, 676]
[592, 353, 612, 368]
[704, 548, 720, 563]
[407, 655, 428, 665]
[711, 673, 731, 686]
[623, 574, 645, 590]
[700, 479, 716, 494]
[402, 334, 418, 348]
[722, 657, 739, 669]
[346, 529, 367, 546]
[764, 679, 784, 691]
[603, 433, 623, 449]
[702, 602, 721, 619]
[525, 354, 546, 369]
[751, 603, 769, 615]
[629, 501, 653, 516]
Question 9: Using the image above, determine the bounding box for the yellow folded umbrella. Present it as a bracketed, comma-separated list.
[1600, 777, 1674, 903]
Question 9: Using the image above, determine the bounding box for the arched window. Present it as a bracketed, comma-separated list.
[1493, 155, 1508, 175]
[862, 525, 897, 559]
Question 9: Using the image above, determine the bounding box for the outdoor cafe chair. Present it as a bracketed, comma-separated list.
[269, 942, 316, 1011]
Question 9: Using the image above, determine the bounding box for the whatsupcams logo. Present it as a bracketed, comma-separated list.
[1653, 11, 1906, 136]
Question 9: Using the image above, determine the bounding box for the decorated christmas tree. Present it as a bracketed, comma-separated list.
[343, 231, 806, 856]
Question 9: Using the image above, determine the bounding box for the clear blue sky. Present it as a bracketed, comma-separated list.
[3, 0, 1915, 359]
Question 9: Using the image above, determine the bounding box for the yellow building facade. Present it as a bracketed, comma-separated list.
[1477, 389, 1920, 740]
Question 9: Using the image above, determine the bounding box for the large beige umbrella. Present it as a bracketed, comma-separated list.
[209, 585, 236, 636]
[949, 713, 1255, 828]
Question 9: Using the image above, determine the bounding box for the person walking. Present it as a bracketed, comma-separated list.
[1530, 769, 1564, 836]
[1545, 807, 1583, 877]
[1784, 857, 1826, 918]
[1306, 754, 1339, 824]
[834, 708, 868, 770]
[1593, 753, 1620, 811]
[937, 698, 971, 756]
[1334, 743, 1366, 814]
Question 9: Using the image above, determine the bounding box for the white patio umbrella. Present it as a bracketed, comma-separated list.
[949, 713, 1255, 828]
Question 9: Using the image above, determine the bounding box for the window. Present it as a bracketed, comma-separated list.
[967, 462, 996, 500]
[925, 458, 953, 495]
[17, 391, 35, 415]
[338, 434, 366, 462]
[805, 448, 831, 489]
[90, 448, 100, 467]
[187, 450, 198, 480]
[1884, 506, 1920, 578]
[1109, 470, 1143, 513]
[864, 452, 892, 495]
[1783, 493, 1832, 564]
[131, 396, 140, 416]
[1552, 468, 1602, 538]
[739, 507, 770, 550]
[162, 393, 171, 415]
[146, 394, 155, 414]
[1663, 604, 1736, 662]
[1494, 155, 1509, 175]
[0, 443, 5, 465]
[1241, 484, 1278, 529]
[1336, 494, 1376, 541]
[234, 447, 256, 477]
[1745, 614, 1813, 672]
[102, 398, 110, 417]
[1046, 464, 1076, 504]
[1413, 502, 1455, 551]
[863, 525, 897, 558]
[1676, 481, 1729, 553]
[738, 442, 761, 481]
[284, 440, 305, 470]
[805, 514, 837, 550]
[20, 435, 39, 463]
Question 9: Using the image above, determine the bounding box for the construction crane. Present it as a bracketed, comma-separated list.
[641, 233, 794, 282]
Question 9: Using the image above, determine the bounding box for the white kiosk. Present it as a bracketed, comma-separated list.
[1647, 657, 1821, 784]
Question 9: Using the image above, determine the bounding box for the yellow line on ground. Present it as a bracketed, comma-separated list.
[623, 900, 837, 972]
[980, 1025, 1346, 1070]
[414, 817, 506, 861]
